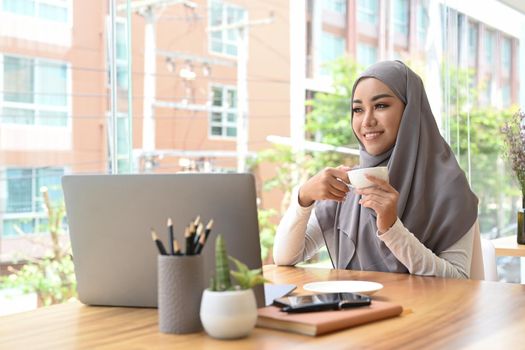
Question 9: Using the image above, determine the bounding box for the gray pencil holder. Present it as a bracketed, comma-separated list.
[158, 254, 205, 334]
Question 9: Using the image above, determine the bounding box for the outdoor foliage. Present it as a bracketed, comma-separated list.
[449, 107, 519, 236]
[253, 57, 361, 262]
[432, 63, 520, 237]
[305, 58, 361, 170]
[0, 187, 76, 306]
[501, 110, 525, 197]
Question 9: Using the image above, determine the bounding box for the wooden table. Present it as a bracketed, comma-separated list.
[491, 235, 525, 257]
[1, 265, 525, 349]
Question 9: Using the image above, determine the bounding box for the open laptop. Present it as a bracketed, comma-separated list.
[62, 173, 280, 308]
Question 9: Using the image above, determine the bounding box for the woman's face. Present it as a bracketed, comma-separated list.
[352, 78, 405, 156]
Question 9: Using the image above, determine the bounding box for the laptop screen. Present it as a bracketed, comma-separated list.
[62, 173, 264, 307]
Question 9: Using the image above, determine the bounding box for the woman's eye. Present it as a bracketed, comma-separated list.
[352, 107, 362, 114]
[375, 103, 388, 109]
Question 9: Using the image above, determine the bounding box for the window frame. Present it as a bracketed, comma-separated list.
[318, 31, 346, 76]
[207, 0, 247, 58]
[208, 83, 237, 140]
[357, 0, 379, 25]
[1, 0, 72, 26]
[357, 42, 378, 68]
[484, 29, 495, 66]
[324, 0, 346, 14]
[393, 0, 410, 36]
[2, 166, 66, 237]
[105, 16, 129, 91]
[0, 53, 71, 128]
[417, 1, 429, 45]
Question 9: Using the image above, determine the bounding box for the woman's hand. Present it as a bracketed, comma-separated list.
[298, 166, 351, 207]
[356, 175, 399, 234]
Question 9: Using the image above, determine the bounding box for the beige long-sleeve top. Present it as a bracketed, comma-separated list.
[273, 189, 477, 279]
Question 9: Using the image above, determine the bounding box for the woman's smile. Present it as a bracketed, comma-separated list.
[363, 130, 384, 141]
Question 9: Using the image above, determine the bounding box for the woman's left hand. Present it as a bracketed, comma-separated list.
[356, 175, 399, 234]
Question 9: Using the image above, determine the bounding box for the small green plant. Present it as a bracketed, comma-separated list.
[210, 234, 232, 291]
[0, 187, 76, 306]
[209, 234, 268, 291]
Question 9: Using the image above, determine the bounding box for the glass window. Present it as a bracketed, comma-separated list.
[357, 0, 378, 25]
[318, 31, 345, 75]
[324, 0, 346, 14]
[357, 43, 377, 68]
[2, 107, 35, 124]
[3, 218, 36, 237]
[3, 167, 64, 236]
[468, 22, 478, 62]
[107, 20, 129, 91]
[39, 110, 67, 127]
[36, 61, 67, 106]
[38, 2, 68, 23]
[212, 87, 223, 106]
[6, 169, 34, 213]
[501, 37, 512, 73]
[484, 30, 495, 65]
[35, 168, 64, 210]
[393, 0, 409, 35]
[209, 85, 237, 138]
[501, 83, 511, 107]
[116, 115, 131, 173]
[3, 0, 69, 23]
[2, 55, 69, 126]
[482, 77, 492, 106]
[3, 0, 35, 16]
[417, 1, 429, 44]
[208, 0, 246, 57]
[4, 56, 34, 103]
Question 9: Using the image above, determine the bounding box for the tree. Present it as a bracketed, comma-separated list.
[438, 63, 519, 236]
[449, 107, 519, 236]
[0, 187, 76, 306]
[252, 57, 361, 263]
[305, 58, 361, 170]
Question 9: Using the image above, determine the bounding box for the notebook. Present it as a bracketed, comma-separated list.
[256, 300, 403, 336]
[62, 173, 265, 308]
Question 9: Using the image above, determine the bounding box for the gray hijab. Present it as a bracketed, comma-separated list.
[315, 60, 478, 272]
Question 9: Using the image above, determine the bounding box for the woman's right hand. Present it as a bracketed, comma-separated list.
[298, 166, 351, 207]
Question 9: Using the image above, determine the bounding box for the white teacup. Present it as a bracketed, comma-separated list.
[347, 166, 389, 189]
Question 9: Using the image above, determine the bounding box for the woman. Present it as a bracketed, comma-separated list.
[273, 60, 479, 278]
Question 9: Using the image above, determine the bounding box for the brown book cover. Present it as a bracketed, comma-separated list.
[256, 300, 403, 336]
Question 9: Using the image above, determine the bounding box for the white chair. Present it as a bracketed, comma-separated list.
[470, 227, 498, 281]
[480, 238, 498, 281]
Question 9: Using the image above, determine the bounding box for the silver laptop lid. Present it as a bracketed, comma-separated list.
[62, 173, 263, 308]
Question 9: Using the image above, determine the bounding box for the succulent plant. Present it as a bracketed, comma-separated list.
[209, 234, 268, 291]
[229, 256, 267, 290]
[210, 234, 232, 291]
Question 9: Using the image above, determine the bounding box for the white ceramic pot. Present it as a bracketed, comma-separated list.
[200, 288, 257, 339]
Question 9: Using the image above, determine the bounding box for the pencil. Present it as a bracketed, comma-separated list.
[194, 231, 206, 255]
[167, 218, 174, 255]
[173, 239, 182, 255]
[151, 229, 167, 255]
[192, 223, 204, 254]
[203, 219, 214, 243]
[193, 215, 201, 227]
[195, 219, 213, 254]
[185, 226, 193, 255]
[193, 222, 204, 247]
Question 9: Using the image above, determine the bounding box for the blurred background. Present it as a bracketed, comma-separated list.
[0, 0, 524, 314]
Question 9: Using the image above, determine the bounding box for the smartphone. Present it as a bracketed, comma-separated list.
[273, 292, 371, 313]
